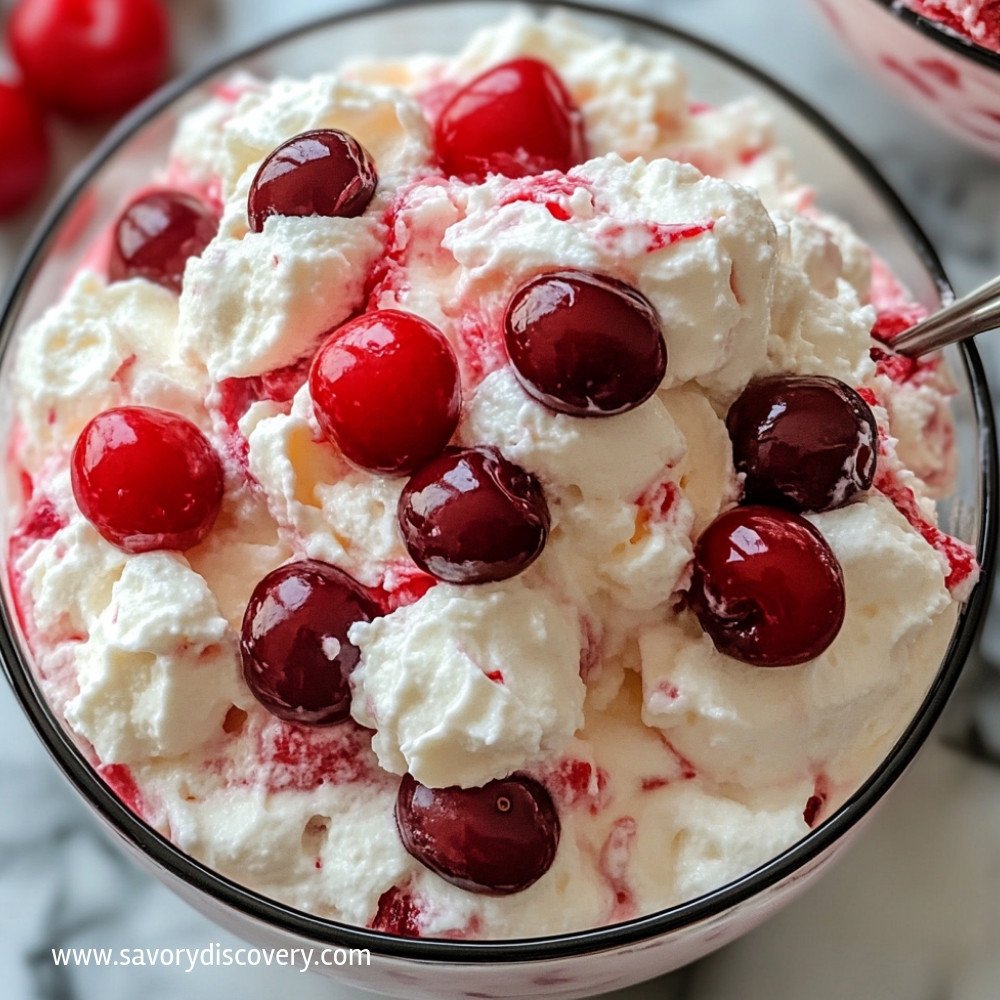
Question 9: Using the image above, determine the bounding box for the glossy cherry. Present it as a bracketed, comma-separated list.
[727, 374, 877, 512]
[71, 406, 223, 553]
[395, 772, 560, 895]
[688, 505, 845, 667]
[240, 560, 379, 726]
[504, 269, 666, 416]
[434, 57, 587, 183]
[9, 0, 169, 117]
[309, 310, 461, 475]
[0, 80, 50, 218]
[398, 446, 549, 584]
[108, 190, 217, 293]
[248, 129, 378, 233]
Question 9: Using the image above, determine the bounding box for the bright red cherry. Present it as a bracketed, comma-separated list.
[395, 773, 560, 895]
[0, 80, 51, 218]
[248, 129, 378, 233]
[688, 506, 845, 667]
[9, 0, 170, 117]
[434, 58, 587, 182]
[71, 406, 223, 553]
[727, 374, 877, 512]
[504, 270, 666, 417]
[399, 446, 549, 584]
[240, 560, 378, 726]
[108, 190, 216, 293]
[309, 310, 461, 475]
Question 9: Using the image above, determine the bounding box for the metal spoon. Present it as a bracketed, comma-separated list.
[892, 274, 1000, 358]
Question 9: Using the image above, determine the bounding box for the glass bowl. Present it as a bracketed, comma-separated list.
[0, 1, 995, 997]
[813, 0, 1000, 158]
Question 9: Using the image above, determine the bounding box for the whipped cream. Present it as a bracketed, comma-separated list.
[3, 11, 978, 939]
[903, 0, 1000, 51]
[349, 579, 584, 788]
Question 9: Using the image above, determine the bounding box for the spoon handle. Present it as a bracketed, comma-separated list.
[893, 274, 1000, 358]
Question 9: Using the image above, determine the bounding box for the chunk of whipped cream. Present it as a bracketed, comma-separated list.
[349, 579, 584, 788]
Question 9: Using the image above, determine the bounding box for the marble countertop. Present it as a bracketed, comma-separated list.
[2, 1, 1000, 998]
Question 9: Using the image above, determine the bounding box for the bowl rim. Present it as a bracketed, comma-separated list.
[867, 0, 1000, 71]
[0, 0, 997, 966]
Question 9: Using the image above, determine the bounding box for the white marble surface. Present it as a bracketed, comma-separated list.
[2, 1, 1000, 998]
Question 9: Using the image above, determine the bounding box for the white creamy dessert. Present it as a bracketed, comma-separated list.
[4, 11, 979, 939]
[902, 0, 1000, 52]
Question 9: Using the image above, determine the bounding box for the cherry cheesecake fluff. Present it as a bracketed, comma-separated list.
[5, 12, 978, 938]
[902, 0, 1000, 52]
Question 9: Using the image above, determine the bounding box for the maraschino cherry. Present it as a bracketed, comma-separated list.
[688, 505, 845, 667]
[108, 190, 216, 293]
[248, 129, 378, 233]
[309, 310, 461, 475]
[398, 446, 549, 584]
[9, 0, 170, 117]
[395, 772, 560, 894]
[71, 406, 223, 553]
[0, 81, 50, 217]
[727, 374, 877, 512]
[504, 269, 666, 416]
[435, 58, 587, 182]
[241, 560, 378, 726]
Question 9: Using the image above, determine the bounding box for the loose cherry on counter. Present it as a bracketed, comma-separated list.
[395, 773, 560, 895]
[309, 310, 461, 475]
[240, 560, 378, 726]
[0, 80, 50, 217]
[504, 270, 667, 417]
[434, 57, 587, 182]
[9, 0, 170, 117]
[398, 446, 550, 585]
[726, 374, 877, 512]
[688, 505, 845, 667]
[108, 191, 217, 293]
[71, 406, 223, 553]
[248, 129, 378, 233]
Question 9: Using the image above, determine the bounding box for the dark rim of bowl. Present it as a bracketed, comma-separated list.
[0, 0, 996, 966]
[867, 0, 1000, 71]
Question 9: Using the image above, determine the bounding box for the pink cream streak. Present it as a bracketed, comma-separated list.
[860, 254, 974, 591]
[7, 487, 151, 822]
[803, 773, 832, 829]
[365, 170, 714, 390]
[856, 383, 977, 596]
[598, 816, 639, 922]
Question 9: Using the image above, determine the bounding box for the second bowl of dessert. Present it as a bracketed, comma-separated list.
[814, 0, 1000, 157]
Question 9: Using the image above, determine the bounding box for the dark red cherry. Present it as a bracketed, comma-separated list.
[395, 772, 560, 895]
[248, 129, 378, 233]
[240, 560, 378, 726]
[435, 58, 587, 183]
[309, 309, 461, 475]
[108, 190, 217, 293]
[504, 270, 666, 417]
[688, 506, 845, 667]
[727, 374, 877, 512]
[71, 406, 223, 553]
[398, 446, 549, 584]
